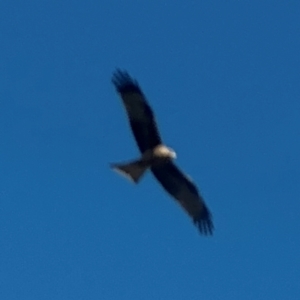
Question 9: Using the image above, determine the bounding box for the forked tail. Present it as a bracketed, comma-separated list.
[110, 159, 149, 183]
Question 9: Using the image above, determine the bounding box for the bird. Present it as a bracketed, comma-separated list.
[110, 69, 214, 235]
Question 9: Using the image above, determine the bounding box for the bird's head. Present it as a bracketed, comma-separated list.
[154, 145, 177, 159]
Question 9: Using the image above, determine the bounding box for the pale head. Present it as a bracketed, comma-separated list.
[153, 145, 177, 159]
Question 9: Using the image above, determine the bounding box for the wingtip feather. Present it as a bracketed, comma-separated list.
[112, 69, 140, 94]
[193, 208, 214, 236]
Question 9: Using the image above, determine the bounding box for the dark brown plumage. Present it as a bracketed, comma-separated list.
[111, 69, 214, 235]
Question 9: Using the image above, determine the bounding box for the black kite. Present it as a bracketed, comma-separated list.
[111, 70, 214, 235]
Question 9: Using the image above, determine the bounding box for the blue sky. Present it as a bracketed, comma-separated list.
[1, 1, 300, 299]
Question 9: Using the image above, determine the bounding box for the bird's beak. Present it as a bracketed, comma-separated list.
[171, 150, 177, 159]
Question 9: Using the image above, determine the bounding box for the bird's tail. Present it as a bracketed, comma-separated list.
[110, 159, 149, 183]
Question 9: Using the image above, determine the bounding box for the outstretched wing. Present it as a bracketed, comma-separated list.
[112, 70, 162, 153]
[151, 162, 214, 235]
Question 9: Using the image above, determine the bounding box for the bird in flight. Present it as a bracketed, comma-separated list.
[111, 70, 214, 235]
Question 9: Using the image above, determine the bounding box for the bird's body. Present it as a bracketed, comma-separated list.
[110, 144, 175, 183]
[111, 70, 214, 235]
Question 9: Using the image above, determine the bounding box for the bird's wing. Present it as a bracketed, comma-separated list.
[112, 70, 162, 153]
[151, 161, 214, 235]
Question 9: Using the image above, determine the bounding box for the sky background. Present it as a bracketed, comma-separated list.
[1, 1, 300, 299]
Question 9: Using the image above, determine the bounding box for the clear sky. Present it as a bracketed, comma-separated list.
[1, 1, 299, 299]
